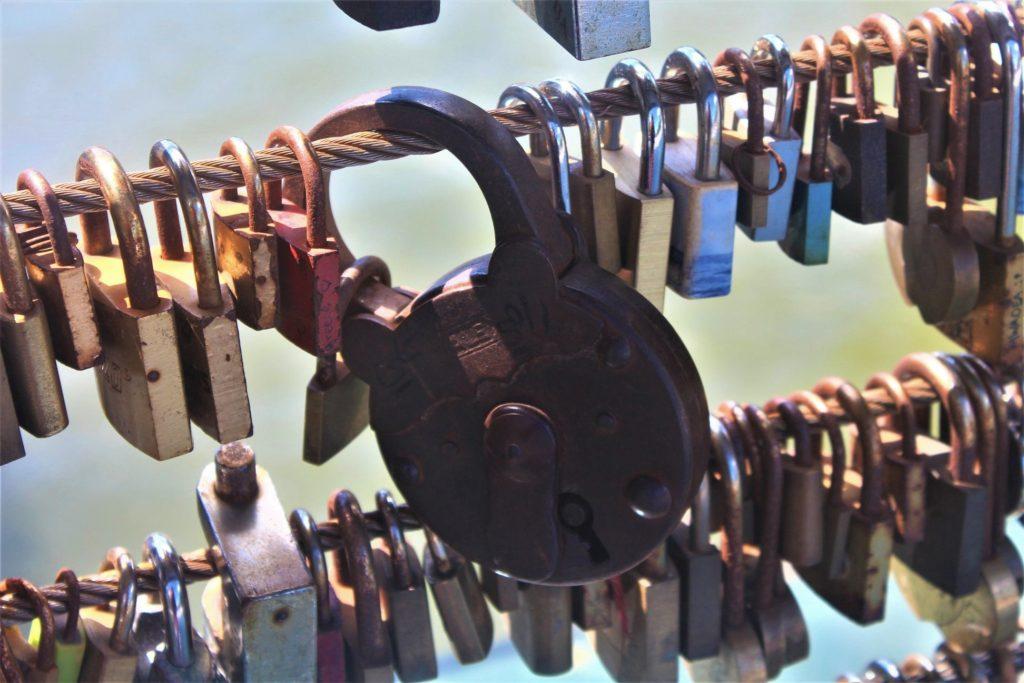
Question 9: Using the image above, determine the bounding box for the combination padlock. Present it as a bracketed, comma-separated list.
[313, 86, 709, 584]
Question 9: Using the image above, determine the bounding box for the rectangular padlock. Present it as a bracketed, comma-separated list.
[571, 582, 611, 631]
[508, 583, 573, 676]
[423, 532, 493, 664]
[303, 355, 370, 464]
[0, 346, 24, 465]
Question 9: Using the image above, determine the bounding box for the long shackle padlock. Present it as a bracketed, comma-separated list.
[311, 86, 709, 585]
[661, 46, 738, 299]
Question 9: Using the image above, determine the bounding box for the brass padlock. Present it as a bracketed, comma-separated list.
[77, 147, 192, 460]
[149, 139, 252, 444]
[1, 578, 58, 682]
[0, 197, 67, 439]
[213, 136, 279, 330]
[422, 529, 493, 664]
[0, 345, 25, 465]
[17, 169, 101, 370]
[79, 548, 139, 682]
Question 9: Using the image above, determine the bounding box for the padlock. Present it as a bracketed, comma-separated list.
[1, 578, 58, 682]
[422, 529, 493, 664]
[212, 136, 279, 330]
[789, 389, 853, 581]
[716, 48, 782, 236]
[196, 442, 317, 681]
[912, 15, 952, 175]
[781, 35, 834, 266]
[685, 412, 767, 683]
[601, 58, 673, 310]
[665, 436, 720, 662]
[950, 3, 1005, 201]
[318, 86, 708, 584]
[859, 14, 929, 229]
[829, 25, 888, 224]
[134, 533, 217, 681]
[149, 139, 252, 444]
[0, 197, 67, 439]
[798, 380, 894, 624]
[0, 346, 25, 465]
[763, 398, 824, 568]
[79, 548, 139, 682]
[865, 372, 927, 544]
[16, 170, 101, 369]
[660, 46, 738, 298]
[302, 256, 396, 465]
[479, 568, 519, 613]
[900, 9, 981, 325]
[328, 490, 393, 682]
[508, 583, 572, 675]
[372, 490, 437, 682]
[76, 147, 192, 460]
[500, 83, 572, 216]
[289, 509, 347, 683]
[268, 125, 344, 358]
[537, 79, 621, 273]
[28, 570, 84, 682]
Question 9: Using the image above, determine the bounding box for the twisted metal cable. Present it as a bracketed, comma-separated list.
[1, 31, 933, 228]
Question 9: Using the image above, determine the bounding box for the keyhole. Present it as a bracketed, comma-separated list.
[558, 493, 609, 564]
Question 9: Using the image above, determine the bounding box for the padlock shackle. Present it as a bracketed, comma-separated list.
[831, 26, 876, 120]
[950, 4, 998, 100]
[662, 47, 722, 181]
[865, 373, 919, 464]
[265, 126, 330, 250]
[376, 489, 415, 590]
[0, 199, 34, 314]
[288, 508, 334, 629]
[339, 255, 392, 323]
[713, 49, 766, 154]
[789, 390, 847, 508]
[15, 170, 77, 267]
[142, 533, 193, 670]
[538, 79, 603, 179]
[149, 140, 224, 310]
[752, 34, 796, 138]
[894, 352, 979, 484]
[1, 578, 56, 673]
[708, 416, 745, 630]
[218, 137, 272, 236]
[498, 84, 572, 213]
[859, 14, 922, 133]
[53, 569, 80, 644]
[793, 35, 833, 182]
[742, 405, 783, 612]
[765, 398, 815, 469]
[909, 17, 947, 89]
[75, 147, 161, 311]
[600, 58, 666, 196]
[423, 527, 455, 577]
[296, 87, 576, 274]
[98, 547, 137, 654]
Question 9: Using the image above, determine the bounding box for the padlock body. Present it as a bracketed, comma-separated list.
[0, 349, 25, 465]
[720, 131, 772, 234]
[919, 83, 949, 177]
[781, 461, 825, 567]
[879, 108, 929, 228]
[830, 105, 889, 224]
[666, 524, 721, 661]
[480, 567, 520, 612]
[781, 159, 833, 265]
[374, 546, 437, 682]
[26, 250, 102, 369]
[571, 582, 611, 630]
[508, 583, 573, 675]
[0, 299, 67, 438]
[423, 549, 493, 664]
[877, 429, 928, 544]
[757, 133, 802, 241]
[303, 358, 370, 465]
[214, 198, 279, 330]
[80, 610, 138, 682]
[963, 96, 1004, 200]
[569, 169, 622, 273]
[663, 137, 739, 299]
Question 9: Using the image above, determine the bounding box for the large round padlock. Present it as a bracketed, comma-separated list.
[300, 87, 709, 584]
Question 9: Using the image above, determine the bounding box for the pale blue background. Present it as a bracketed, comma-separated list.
[2, 1, 1018, 680]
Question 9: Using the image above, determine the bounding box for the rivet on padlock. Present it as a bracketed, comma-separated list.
[28, 569, 85, 682]
[0, 197, 67, 439]
[2, 578, 58, 682]
[149, 139, 253, 444]
[859, 14, 929, 229]
[716, 48, 785, 237]
[289, 509, 347, 683]
[799, 380, 894, 625]
[372, 490, 437, 682]
[16, 169, 102, 370]
[892, 352, 987, 598]
[422, 529, 493, 664]
[661, 46, 738, 298]
[197, 442, 317, 681]
[950, 3, 1005, 201]
[601, 58, 673, 310]
[685, 415, 767, 683]
[829, 25, 888, 224]
[782, 35, 835, 266]
[0, 346, 25, 465]
[79, 548, 139, 682]
[213, 137, 279, 331]
[508, 582, 573, 676]
[537, 79, 622, 273]
[77, 147, 192, 460]
[328, 490, 393, 682]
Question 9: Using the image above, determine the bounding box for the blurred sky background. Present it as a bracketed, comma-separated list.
[3, 1, 1019, 680]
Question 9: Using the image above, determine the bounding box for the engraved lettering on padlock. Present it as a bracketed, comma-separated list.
[77, 147, 192, 459]
[149, 139, 252, 444]
[79, 548, 139, 682]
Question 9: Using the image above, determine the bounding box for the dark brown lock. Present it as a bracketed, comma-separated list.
[309, 86, 710, 585]
[829, 25, 888, 224]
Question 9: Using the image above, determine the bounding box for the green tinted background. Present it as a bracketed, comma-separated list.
[3, 1, 1018, 680]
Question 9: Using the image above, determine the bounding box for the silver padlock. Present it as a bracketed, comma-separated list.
[196, 442, 317, 681]
[661, 46, 738, 299]
[79, 548, 139, 682]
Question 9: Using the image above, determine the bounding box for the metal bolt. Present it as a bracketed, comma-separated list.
[214, 441, 258, 504]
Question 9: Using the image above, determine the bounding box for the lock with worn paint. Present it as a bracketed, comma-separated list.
[660, 46, 737, 298]
[76, 147, 191, 460]
[422, 529, 493, 664]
